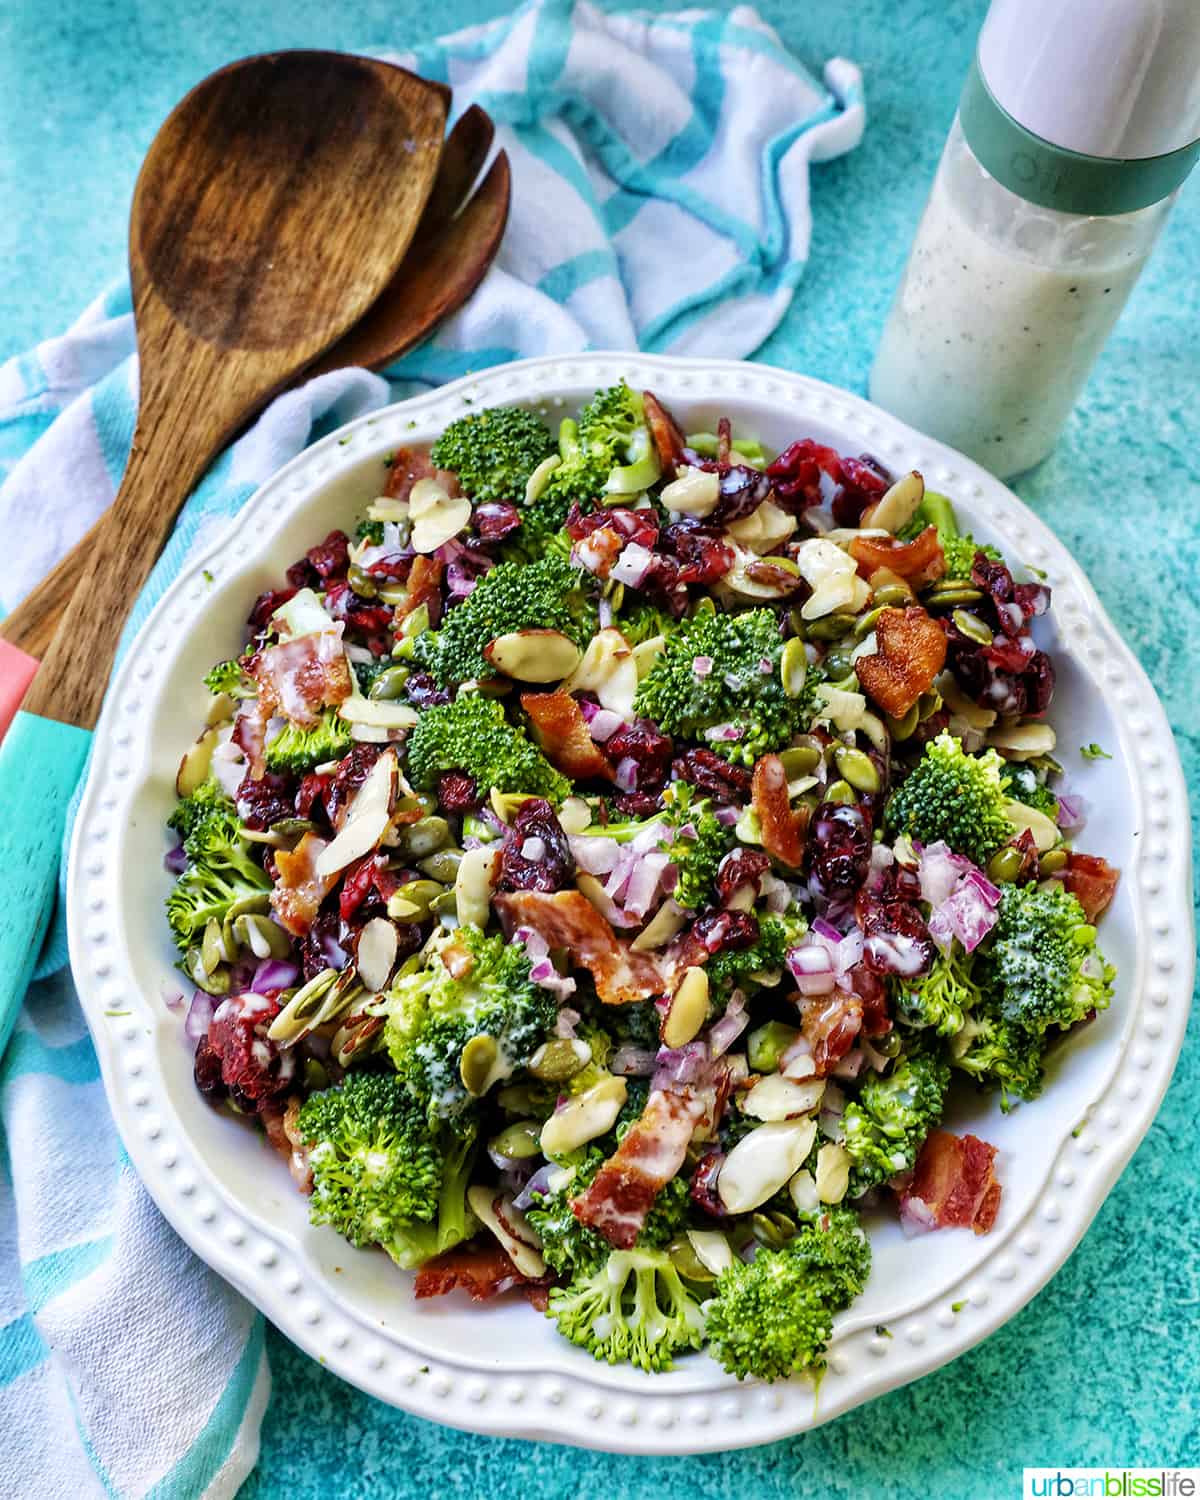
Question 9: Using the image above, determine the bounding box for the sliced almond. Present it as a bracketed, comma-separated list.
[557, 796, 593, 835]
[1005, 799, 1060, 853]
[454, 844, 498, 928]
[337, 697, 419, 730]
[355, 916, 399, 993]
[631, 634, 667, 681]
[466, 1186, 546, 1280]
[662, 966, 709, 1048]
[814, 1141, 852, 1204]
[562, 627, 639, 719]
[631, 898, 688, 952]
[788, 1168, 820, 1215]
[176, 726, 220, 798]
[864, 470, 924, 533]
[660, 465, 720, 518]
[525, 453, 561, 505]
[366, 495, 410, 523]
[686, 1229, 734, 1276]
[937, 671, 998, 732]
[408, 478, 472, 554]
[539, 1075, 627, 1158]
[484, 629, 582, 683]
[717, 1118, 817, 1214]
[725, 499, 796, 553]
[741, 1073, 826, 1121]
[988, 720, 1057, 759]
[314, 750, 396, 878]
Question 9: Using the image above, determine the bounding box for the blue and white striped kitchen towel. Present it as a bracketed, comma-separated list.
[0, 1, 863, 1493]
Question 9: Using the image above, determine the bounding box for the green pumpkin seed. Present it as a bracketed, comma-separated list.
[603, 579, 625, 611]
[804, 611, 858, 642]
[302, 1058, 329, 1092]
[777, 744, 821, 778]
[418, 848, 464, 884]
[747, 1020, 800, 1073]
[1030, 753, 1064, 779]
[767, 1209, 797, 1240]
[853, 605, 887, 641]
[200, 919, 225, 976]
[386, 878, 445, 922]
[750, 1213, 788, 1250]
[460, 1035, 499, 1097]
[234, 912, 293, 960]
[886, 703, 920, 741]
[917, 690, 943, 721]
[780, 637, 808, 699]
[666, 1236, 717, 1285]
[398, 816, 451, 858]
[429, 890, 459, 919]
[490, 1120, 544, 1160]
[876, 1029, 903, 1058]
[691, 596, 717, 619]
[872, 582, 915, 609]
[528, 1037, 590, 1084]
[1039, 848, 1069, 877]
[952, 608, 993, 646]
[368, 664, 410, 701]
[186, 945, 230, 994]
[497, 1084, 541, 1115]
[823, 648, 855, 683]
[986, 846, 1025, 884]
[925, 584, 983, 609]
[835, 746, 881, 793]
[376, 581, 410, 606]
[346, 563, 379, 599]
[825, 779, 857, 805]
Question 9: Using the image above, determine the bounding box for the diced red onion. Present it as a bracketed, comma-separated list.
[568, 835, 621, 877]
[795, 970, 837, 997]
[704, 723, 743, 743]
[709, 991, 749, 1057]
[513, 1163, 559, 1212]
[811, 916, 842, 944]
[623, 850, 670, 919]
[715, 806, 740, 827]
[611, 542, 655, 588]
[611, 1044, 658, 1077]
[163, 843, 188, 876]
[691, 655, 713, 679]
[917, 841, 973, 908]
[598, 597, 613, 630]
[184, 991, 215, 1044]
[652, 1040, 709, 1094]
[1057, 792, 1087, 832]
[251, 958, 300, 994]
[161, 983, 185, 1013]
[587, 709, 624, 744]
[963, 867, 1001, 907]
[899, 1194, 938, 1238]
[553, 1007, 581, 1038]
[788, 944, 833, 977]
[614, 757, 640, 793]
[520, 836, 547, 862]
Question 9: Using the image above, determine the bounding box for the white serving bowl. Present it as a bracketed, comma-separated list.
[68, 354, 1194, 1453]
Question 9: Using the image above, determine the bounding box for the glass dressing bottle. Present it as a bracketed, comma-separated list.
[869, 0, 1200, 479]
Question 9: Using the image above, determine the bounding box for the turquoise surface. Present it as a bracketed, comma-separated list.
[3, 0, 1197, 1493]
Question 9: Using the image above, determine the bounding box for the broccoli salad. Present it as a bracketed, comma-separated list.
[165, 382, 1120, 1382]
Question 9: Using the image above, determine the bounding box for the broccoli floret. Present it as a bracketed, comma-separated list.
[526, 1140, 690, 1276]
[634, 608, 820, 766]
[416, 555, 596, 687]
[978, 883, 1114, 1034]
[611, 1000, 662, 1052]
[704, 913, 807, 999]
[165, 782, 271, 951]
[405, 692, 570, 803]
[547, 1246, 705, 1373]
[613, 597, 676, 647]
[841, 1046, 950, 1196]
[894, 946, 981, 1037]
[1000, 762, 1059, 819]
[353, 657, 393, 696]
[297, 1070, 479, 1267]
[886, 731, 1014, 867]
[705, 1208, 871, 1382]
[663, 782, 730, 912]
[429, 404, 557, 505]
[951, 1012, 1045, 1108]
[377, 927, 558, 1121]
[356, 519, 385, 545]
[203, 658, 254, 697]
[541, 381, 661, 520]
[899, 491, 1001, 579]
[263, 708, 352, 775]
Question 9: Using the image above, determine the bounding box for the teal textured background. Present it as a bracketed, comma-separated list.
[3, 0, 1196, 1493]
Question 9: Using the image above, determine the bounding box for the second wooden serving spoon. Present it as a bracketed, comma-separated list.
[0, 105, 509, 669]
[0, 50, 448, 1052]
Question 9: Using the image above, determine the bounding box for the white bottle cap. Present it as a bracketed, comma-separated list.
[979, 0, 1200, 159]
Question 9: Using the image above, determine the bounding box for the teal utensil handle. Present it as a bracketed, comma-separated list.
[0, 711, 92, 1055]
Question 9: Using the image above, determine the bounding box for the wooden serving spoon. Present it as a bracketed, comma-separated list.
[0, 50, 448, 1052]
[0, 106, 509, 668]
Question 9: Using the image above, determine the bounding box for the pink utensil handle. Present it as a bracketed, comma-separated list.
[0, 639, 38, 741]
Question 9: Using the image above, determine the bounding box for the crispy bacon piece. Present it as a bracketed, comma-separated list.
[270, 832, 338, 937]
[260, 1095, 313, 1194]
[572, 1089, 706, 1249]
[899, 1129, 1001, 1235]
[520, 690, 615, 783]
[383, 445, 460, 503]
[642, 389, 688, 470]
[413, 1239, 541, 1301]
[855, 605, 948, 719]
[248, 629, 353, 731]
[849, 525, 946, 589]
[751, 753, 807, 868]
[1063, 852, 1120, 922]
[393, 554, 445, 630]
[796, 988, 863, 1075]
[232, 696, 274, 780]
[493, 889, 676, 1003]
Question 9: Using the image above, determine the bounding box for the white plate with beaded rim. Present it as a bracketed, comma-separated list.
[68, 354, 1194, 1453]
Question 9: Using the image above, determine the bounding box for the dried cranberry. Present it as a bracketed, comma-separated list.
[606, 718, 674, 792]
[611, 790, 662, 817]
[689, 1151, 727, 1218]
[324, 744, 383, 826]
[911, 707, 951, 746]
[1026, 650, 1055, 716]
[193, 1037, 228, 1103]
[688, 908, 759, 957]
[496, 799, 575, 893]
[473, 501, 522, 541]
[437, 770, 480, 812]
[324, 580, 394, 642]
[404, 670, 451, 711]
[807, 801, 872, 903]
[846, 963, 892, 1036]
[286, 557, 320, 590]
[207, 993, 294, 1103]
[297, 901, 350, 982]
[235, 770, 297, 832]
[671, 749, 752, 803]
[715, 848, 770, 907]
[856, 892, 934, 978]
[711, 465, 772, 525]
[568, 506, 659, 549]
[766, 439, 844, 513]
[661, 517, 734, 586]
[295, 772, 329, 821]
[833, 454, 892, 528]
[338, 853, 400, 922]
[288, 529, 349, 588]
[247, 587, 297, 632]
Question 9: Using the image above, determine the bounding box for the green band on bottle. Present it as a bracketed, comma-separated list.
[960, 56, 1200, 217]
